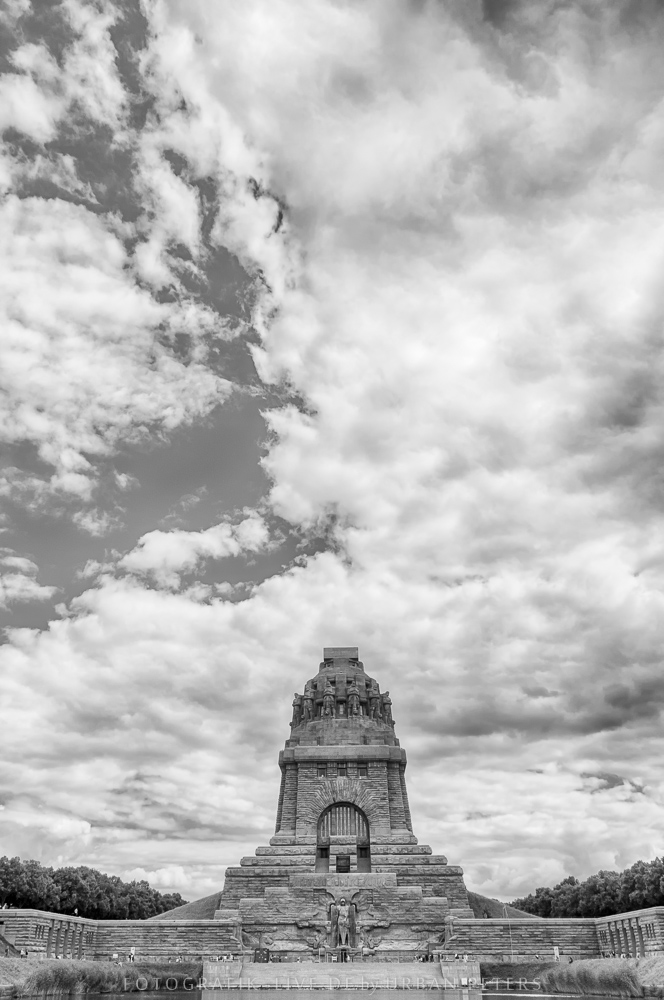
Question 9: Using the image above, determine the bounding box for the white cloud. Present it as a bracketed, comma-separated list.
[0, 47, 66, 144]
[132, 136, 203, 288]
[59, 0, 127, 126]
[0, 0, 29, 27]
[0, 0, 128, 193]
[119, 512, 270, 589]
[6, 1, 126, 135]
[134, 4, 297, 305]
[77, 559, 115, 580]
[0, 0, 236, 519]
[121, 866, 189, 890]
[72, 509, 119, 537]
[0, 575, 57, 608]
[1, 554, 39, 574]
[0, 551, 57, 608]
[0, 195, 230, 499]
[17, 152, 99, 201]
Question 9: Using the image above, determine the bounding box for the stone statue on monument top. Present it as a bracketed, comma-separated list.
[368, 680, 382, 720]
[381, 691, 393, 726]
[302, 682, 314, 721]
[323, 681, 335, 718]
[291, 693, 302, 727]
[347, 680, 360, 716]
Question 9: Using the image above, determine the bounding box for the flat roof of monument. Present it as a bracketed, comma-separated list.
[323, 646, 359, 659]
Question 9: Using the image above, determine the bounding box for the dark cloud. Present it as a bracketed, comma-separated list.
[480, 0, 520, 27]
[582, 771, 625, 792]
[522, 684, 558, 698]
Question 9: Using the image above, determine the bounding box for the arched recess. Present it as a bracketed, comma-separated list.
[299, 779, 385, 837]
[316, 802, 371, 873]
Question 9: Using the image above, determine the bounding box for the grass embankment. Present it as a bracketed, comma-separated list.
[467, 892, 539, 920]
[0, 958, 203, 996]
[147, 892, 221, 922]
[482, 957, 664, 997]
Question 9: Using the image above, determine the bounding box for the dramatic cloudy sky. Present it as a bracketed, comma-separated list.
[2, 0, 664, 904]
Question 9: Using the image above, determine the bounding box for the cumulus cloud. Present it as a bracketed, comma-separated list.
[0, 195, 230, 499]
[120, 866, 189, 891]
[0, 0, 127, 193]
[71, 509, 119, 537]
[0, 0, 249, 527]
[0, 552, 57, 608]
[119, 512, 270, 589]
[3, 0, 664, 902]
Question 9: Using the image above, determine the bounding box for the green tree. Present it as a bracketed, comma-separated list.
[511, 858, 664, 919]
[0, 857, 60, 910]
[0, 857, 188, 918]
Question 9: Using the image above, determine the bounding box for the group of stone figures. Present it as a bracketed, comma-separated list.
[238, 888, 448, 954]
[291, 679, 394, 727]
[238, 898, 362, 953]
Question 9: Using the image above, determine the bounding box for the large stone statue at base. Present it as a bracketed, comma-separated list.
[330, 897, 357, 949]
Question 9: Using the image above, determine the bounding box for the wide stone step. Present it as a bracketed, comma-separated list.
[256, 846, 318, 856]
[370, 855, 449, 866]
[226, 866, 310, 876]
[240, 856, 316, 867]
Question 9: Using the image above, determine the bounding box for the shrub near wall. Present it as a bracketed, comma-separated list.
[21, 961, 120, 996]
[122, 963, 203, 992]
[538, 959, 643, 997]
[620, 957, 664, 998]
[481, 959, 664, 997]
[1, 959, 203, 996]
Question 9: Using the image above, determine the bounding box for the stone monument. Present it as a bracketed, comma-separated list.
[0, 646, 649, 963]
[215, 647, 474, 957]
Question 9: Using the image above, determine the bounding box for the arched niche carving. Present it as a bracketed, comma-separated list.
[298, 778, 387, 837]
[317, 801, 369, 844]
[315, 800, 372, 874]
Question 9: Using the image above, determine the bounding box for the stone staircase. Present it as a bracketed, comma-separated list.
[203, 959, 480, 989]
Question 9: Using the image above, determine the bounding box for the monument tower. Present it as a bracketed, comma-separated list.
[216, 647, 473, 956]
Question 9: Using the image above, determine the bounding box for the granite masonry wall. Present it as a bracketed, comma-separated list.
[0, 910, 238, 960]
[447, 918, 601, 960]
[0, 911, 96, 959]
[595, 907, 664, 957]
[4, 906, 664, 960]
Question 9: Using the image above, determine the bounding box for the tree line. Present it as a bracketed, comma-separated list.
[0, 857, 188, 919]
[510, 858, 664, 918]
